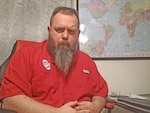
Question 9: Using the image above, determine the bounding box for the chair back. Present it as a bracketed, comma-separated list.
[0, 40, 38, 85]
[0, 40, 38, 112]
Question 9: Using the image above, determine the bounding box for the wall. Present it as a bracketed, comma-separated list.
[0, 0, 150, 96]
[95, 60, 150, 95]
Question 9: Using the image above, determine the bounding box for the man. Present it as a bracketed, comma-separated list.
[0, 6, 108, 113]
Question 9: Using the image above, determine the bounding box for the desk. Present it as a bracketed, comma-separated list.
[115, 94, 150, 113]
[116, 101, 150, 113]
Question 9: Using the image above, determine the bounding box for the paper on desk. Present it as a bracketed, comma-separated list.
[129, 94, 147, 99]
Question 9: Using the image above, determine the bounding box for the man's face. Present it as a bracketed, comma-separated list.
[48, 12, 80, 49]
[48, 12, 80, 74]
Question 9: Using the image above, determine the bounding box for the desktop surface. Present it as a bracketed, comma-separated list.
[108, 94, 150, 113]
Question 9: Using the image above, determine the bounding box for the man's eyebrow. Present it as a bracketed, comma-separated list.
[54, 26, 77, 30]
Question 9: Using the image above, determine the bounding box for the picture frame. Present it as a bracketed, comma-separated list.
[77, 0, 150, 60]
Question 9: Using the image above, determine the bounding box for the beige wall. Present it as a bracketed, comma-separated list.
[95, 60, 150, 95]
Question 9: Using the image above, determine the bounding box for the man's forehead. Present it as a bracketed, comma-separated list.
[54, 12, 77, 18]
[51, 13, 78, 26]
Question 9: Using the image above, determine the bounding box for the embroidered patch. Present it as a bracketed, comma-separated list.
[82, 69, 90, 74]
[42, 59, 50, 70]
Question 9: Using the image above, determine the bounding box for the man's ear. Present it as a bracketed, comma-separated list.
[78, 30, 80, 36]
[48, 26, 51, 32]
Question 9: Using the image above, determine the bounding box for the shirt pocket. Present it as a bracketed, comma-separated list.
[70, 71, 91, 96]
[31, 71, 59, 98]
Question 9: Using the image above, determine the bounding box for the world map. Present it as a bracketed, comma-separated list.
[78, 0, 150, 58]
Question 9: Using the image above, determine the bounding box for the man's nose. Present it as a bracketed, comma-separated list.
[62, 30, 69, 40]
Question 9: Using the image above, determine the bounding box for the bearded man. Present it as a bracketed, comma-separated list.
[0, 6, 108, 113]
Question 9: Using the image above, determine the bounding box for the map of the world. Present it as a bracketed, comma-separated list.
[78, 0, 150, 59]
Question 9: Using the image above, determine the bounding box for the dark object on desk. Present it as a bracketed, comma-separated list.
[0, 109, 17, 113]
[117, 96, 150, 113]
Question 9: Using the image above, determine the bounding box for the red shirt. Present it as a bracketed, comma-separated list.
[0, 40, 108, 107]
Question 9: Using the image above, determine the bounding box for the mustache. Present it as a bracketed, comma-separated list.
[58, 41, 70, 48]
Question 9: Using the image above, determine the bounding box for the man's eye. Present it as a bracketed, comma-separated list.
[55, 28, 64, 33]
[68, 29, 76, 35]
[54, 28, 76, 35]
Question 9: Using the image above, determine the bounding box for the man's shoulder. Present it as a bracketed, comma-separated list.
[77, 50, 93, 61]
[21, 40, 47, 50]
[75, 50, 97, 71]
[14, 40, 48, 57]
[77, 50, 91, 58]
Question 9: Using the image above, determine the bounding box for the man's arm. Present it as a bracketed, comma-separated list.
[2, 94, 77, 113]
[91, 96, 106, 112]
[75, 96, 106, 113]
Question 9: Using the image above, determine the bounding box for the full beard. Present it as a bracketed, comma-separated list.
[48, 40, 77, 75]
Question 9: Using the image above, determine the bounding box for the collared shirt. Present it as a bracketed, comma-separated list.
[0, 40, 108, 107]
